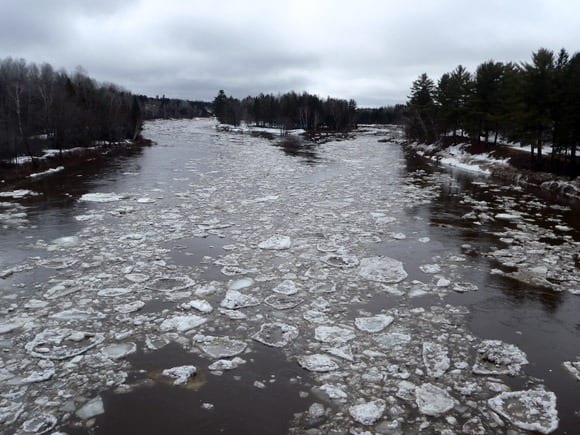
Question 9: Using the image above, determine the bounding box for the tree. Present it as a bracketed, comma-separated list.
[435, 65, 472, 141]
[406, 73, 436, 143]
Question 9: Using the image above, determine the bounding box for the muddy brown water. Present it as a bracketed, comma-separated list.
[1, 120, 579, 433]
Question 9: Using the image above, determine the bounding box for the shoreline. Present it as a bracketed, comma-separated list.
[0, 138, 153, 192]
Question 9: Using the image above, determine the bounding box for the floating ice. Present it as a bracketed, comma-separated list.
[220, 289, 260, 309]
[309, 282, 336, 294]
[160, 315, 206, 332]
[320, 384, 348, 401]
[325, 345, 354, 362]
[488, 390, 559, 434]
[198, 336, 247, 359]
[303, 310, 331, 324]
[26, 329, 104, 360]
[452, 282, 478, 293]
[473, 340, 528, 376]
[354, 314, 394, 333]
[0, 319, 24, 334]
[208, 357, 246, 371]
[43, 280, 80, 299]
[125, 273, 149, 283]
[359, 256, 408, 283]
[320, 252, 359, 268]
[5, 361, 55, 386]
[49, 309, 104, 321]
[79, 192, 125, 202]
[182, 299, 213, 313]
[272, 279, 299, 295]
[97, 287, 132, 297]
[419, 264, 441, 274]
[48, 236, 80, 249]
[297, 354, 339, 372]
[115, 301, 145, 314]
[0, 189, 39, 199]
[148, 276, 195, 292]
[374, 332, 411, 349]
[315, 325, 356, 344]
[495, 213, 520, 221]
[162, 365, 197, 385]
[76, 396, 105, 420]
[264, 294, 303, 310]
[563, 360, 580, 381]
[415, 383, 455, 416]
[21, 413, 57, 433]
[258, 235, 291, 250]
[422, 342, 450, 378]
[101, 342, 137, 360]
[228, 277, 254, 291]
[252, 322, 299, 348]
[349, 399, 386, 425]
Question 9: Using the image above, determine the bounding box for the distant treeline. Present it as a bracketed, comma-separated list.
[138, 95, 211, 120]
[356, 105, 406, 125]
[0, 57, 143, 160]
[213, 90, 359, 131]
[405, 48, 580, 167]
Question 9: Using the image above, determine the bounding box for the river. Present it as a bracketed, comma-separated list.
[0, 118, 578, 434]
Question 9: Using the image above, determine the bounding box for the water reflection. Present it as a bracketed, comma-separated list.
[274, 136, 322, 165]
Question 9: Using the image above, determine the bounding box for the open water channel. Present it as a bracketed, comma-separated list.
[0, 119, 578, 434]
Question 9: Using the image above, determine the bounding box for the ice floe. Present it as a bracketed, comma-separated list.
[162, 365, 197, 385]
[160, 315, 206, 332]
[197, 336, 247, 359]
[473, 339, 528, 376]
[354, 314, 394, 333]
[415, 383, 456, 416]
[348, 399, 386, 425]
[488, 390, 558, 434]
[422, 342, 450, 378]
[258, 235, 291, 250]
[358, 256, 408, 283]
[297, 354, 339, 372]
[79, 192, 125, 202]
[252, 322, 299, 347]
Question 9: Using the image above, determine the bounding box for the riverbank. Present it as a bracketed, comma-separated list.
[404, 139, 580, 200]
[0, 138, 153, 191]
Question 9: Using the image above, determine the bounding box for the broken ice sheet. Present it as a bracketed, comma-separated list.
[415, 383, 456, 416]
[148, 276, 195, 292]
[252, 322, 299, 348]
[297, 354, 339, 372]
[354, 314, 394, 333]
[208, 357, 246, 371]
[220, 289, 260, 309]
[563, 360, 580, 381]
[348, 399, 386, 425]
[422, 342, 450, 378]
[101, 342, 137, 360]
[162, 365, 197, 385]
[488, 389, 559, 434]
[76, 396, 105, 420]
[197, 336, 247, 359]
[264, 294, 303, 310]
[21, 413, 57, 434]
[159, 314, 207, 332]
[271, 279, 299, 295]
[315, 325, 356, 344]
[257, 235, 291, 250]
[26, 329, 105, 360]
[358, 256, 408, 283]
[473, 339, 528, 376]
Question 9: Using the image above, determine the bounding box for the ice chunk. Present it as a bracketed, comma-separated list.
[320, 252, 359, 268]
[309, 282, 336, 294]
[0, 319, 24, 334]
[495, 213, 521, 221]
[252, 322, 299, 348]
[79, 192, 124, 202]
[297, 354, 339, 372]
[49, 309, 104, 320]
[115, 301, 145, 314]
[563, 360, 580, 381]
[76, 396, 105, 420]
[473, 340, 528, 376]
[181, 299, 213, 313]
[303, 310, 331, 324]
[101, 342, 137, 360]
[208, 357, 246, 371]
[258, 235, 291, 250]
[43, 280, 80, 299]
[97, 287, 132, 297]
[315, 325, 356, 344]
[374, 332, 411, 349]
[21, 413, 57, 433]
[419, 264, 441, 274]
[264, 294, 303, 310]
[148, 276, 195, 292]
[422, 342, 450, 378]
[228, 277, 254, 291]
[125, 273, 149, 283]
[415, 383, 455, 416]
[26, 329, 104, 360]
[320, 384, 348, 401]
[48, 236, 80, 249]
[198, 336, 247, 358]
[359, 256, 408, 283]
[220, 289, 260, 309]
[349, 399, 386, 425]
[0, 189, 39, 199]
[488, 390, 558, 434]
[272, 279, 299, 295]
[160, 315, 206, 332]
[162, 365, 197, 385]
[354, 314, 394, 333]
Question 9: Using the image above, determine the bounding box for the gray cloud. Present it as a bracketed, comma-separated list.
[1, 0, 579, 106]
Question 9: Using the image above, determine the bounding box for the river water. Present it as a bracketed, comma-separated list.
[0, 119, 578, 434]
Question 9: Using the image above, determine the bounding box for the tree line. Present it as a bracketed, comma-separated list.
[405, 48, 579, 169]
[0, 57, 147, 160]
[213, 90, 359, 132]
[137, 95, 211, 120]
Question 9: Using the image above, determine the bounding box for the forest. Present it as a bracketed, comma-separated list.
[0, 58, 145, 160]
[405, 48, 580, 169]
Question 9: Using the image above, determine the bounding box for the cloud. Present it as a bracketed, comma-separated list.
[1, 0, 579, 106]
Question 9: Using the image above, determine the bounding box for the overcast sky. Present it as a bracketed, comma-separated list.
[1, 0, 579, 106]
